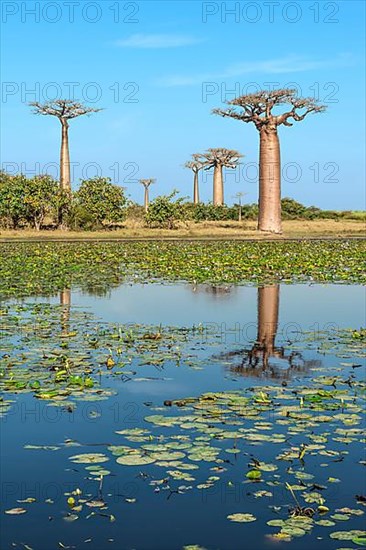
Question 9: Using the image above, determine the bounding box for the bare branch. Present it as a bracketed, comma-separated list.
[185, 159, 205, 173]
[29, 99, 103, 121]
[139, 178, 156, 189]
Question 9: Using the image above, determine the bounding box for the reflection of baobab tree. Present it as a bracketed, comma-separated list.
[60, 288, 71, 334]
[220, 285, 320, 379]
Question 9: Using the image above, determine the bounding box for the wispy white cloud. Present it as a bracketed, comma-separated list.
[114, 33, 204, 49]
[156, 54, 354, 86]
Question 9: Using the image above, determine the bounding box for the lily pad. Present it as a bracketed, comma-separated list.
[227, 513, 257, 523]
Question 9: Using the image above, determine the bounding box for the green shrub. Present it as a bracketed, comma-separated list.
[145, 192, 185, 229]
[126, 202, 145, 220]
[74, 177, 127, 229]
[23, 175, 59, 230]
[0, 172, 28, 228]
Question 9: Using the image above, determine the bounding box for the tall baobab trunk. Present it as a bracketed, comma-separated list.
[258, 128, 282, 233]
[60, 120, 71, 192]
[257, 285, 279, 368]
[213, 165, 224, 206]
[144, 187, 149, 212]
[193, 171, 199, 204]
[59, 120, 71, 229]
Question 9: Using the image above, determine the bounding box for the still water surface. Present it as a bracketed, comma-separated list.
[1, 283, 365, 550]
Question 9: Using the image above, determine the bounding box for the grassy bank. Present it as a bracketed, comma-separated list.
[0, 219, 365, 242]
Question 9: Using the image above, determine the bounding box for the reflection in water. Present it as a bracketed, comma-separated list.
[60, 288, 71, 334]
[221, 285, 321, 379]
[189, 284, 235, 299]
[81, 285, 113, 298]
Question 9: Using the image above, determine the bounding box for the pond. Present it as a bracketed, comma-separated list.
[1, 280, 365, 550]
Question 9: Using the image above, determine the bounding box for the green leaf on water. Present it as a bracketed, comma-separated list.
[227, 513, 257, 523]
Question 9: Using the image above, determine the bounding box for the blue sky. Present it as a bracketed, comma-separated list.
[1, 0, 365, 209]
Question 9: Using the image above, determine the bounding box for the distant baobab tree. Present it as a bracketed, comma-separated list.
[29, 99, 102, 228]
[195, 148, 242, 206]
[139, 178, 155, 211]
[184, 159, 204, 204]
[233, 191, 247, 222]
[213, 90, 326, 233]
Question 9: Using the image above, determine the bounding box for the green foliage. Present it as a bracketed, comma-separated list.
[0, 172, 28, 228]
[145, 191, 185, 228]
[0, 170, 364, 230]
[126, 202, 145, 220]
[23, 175, 59, 230]
[0, 172, 58, 230]
[74, 177, 127, 229]
[0, 240, 364, 299]
[186, 202, 236, 221]
[279, 198, 360, 221]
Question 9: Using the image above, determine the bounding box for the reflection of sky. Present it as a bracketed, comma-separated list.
[59, 283, 365, 333]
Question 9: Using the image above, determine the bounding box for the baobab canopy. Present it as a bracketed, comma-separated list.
[212, 89, 326, 129]
[29, 99, 102, 121]
[185, 159, 205, 204]
[194, 148, 243, 170]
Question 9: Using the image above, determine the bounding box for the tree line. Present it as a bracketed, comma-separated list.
[3, 90, 327, 233]
[0, 172, 357, 231]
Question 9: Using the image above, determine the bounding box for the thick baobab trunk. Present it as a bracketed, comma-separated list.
[213, 165, 223, 206]
[60, 120, 71, 192]
[257, 285, 279, 367]
[193, 171, 199, 204]
[144, 187, 149, 212]
[258, 128, 282, 233]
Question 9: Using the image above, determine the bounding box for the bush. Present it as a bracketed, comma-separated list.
[23, 175, 59, 230]
[0, 172, 28, 228]
[0, 172, 58, 229]
[74, 177, 127, 229]
[145, 192, 185, 229]
[126, 202, 145, 221]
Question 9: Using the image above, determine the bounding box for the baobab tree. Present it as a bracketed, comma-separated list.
[139, 179, 155, 211]
[194, 148, 242, 206]
[184, 159, 204, 204]
[29, 99, 102, 228]
[213, 90, 326, 233]
[233, 191, 247, 222]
